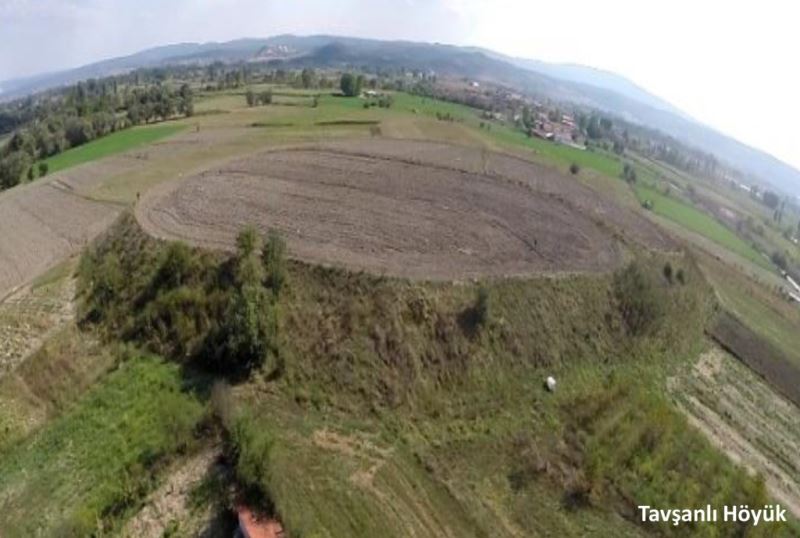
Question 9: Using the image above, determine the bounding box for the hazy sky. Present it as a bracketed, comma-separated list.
[1, 0, 799, 171]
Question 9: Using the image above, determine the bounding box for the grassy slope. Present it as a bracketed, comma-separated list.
[232, 252, 791, 537]
[42, 123, 184, 174]
[80, 213, 795, 536]
[0, 356, 205, 536]
[0, 325, 115, 451]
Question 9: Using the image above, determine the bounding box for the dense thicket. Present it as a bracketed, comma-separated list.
[78, 216, 286, 377]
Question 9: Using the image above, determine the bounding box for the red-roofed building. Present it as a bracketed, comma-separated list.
[236, 506, 284, 538]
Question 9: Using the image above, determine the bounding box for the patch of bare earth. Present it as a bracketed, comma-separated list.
[670, 347, 800, 517]
[137, 139, 672, 280]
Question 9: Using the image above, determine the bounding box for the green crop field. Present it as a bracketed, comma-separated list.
[41, 123, 184, 174]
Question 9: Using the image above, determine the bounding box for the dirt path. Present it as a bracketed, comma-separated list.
[137, 139, 672, 280]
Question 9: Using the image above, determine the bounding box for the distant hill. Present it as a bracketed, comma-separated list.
[2, 34, 799, 195]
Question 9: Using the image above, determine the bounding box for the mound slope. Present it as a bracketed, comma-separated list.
[138, 140, 672, 279]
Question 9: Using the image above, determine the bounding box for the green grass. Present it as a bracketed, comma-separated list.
[0, 355, 205, 536]
[634, 183, 771, 269]
[41, 123, 184, 174]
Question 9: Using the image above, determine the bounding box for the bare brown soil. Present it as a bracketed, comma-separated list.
[137, 139, 672, 279]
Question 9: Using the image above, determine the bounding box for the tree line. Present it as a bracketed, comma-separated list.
[0, 77, 194, 190]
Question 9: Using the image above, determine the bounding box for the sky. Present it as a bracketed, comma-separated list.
[1, 0, 799, 171]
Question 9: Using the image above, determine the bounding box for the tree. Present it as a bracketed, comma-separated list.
[762, 190, 780, 210]
[220, 228, 277, 374]
[521, 106, 533, 130]
[64, 117, 95, 147]
[771, 250, 788, 270]
[26, 165, 34, 181]
[0, 152, 30, 189]
[262, 229, 287, 294]
[613, 262, 664, 335]
[622, 162, 637, 184]
[340, 73, 361, 97]
[301, 68, 316, 89]
[38, 161, 48, 177]
[259, 90, 272, 105]
[245, 89, 257, 107]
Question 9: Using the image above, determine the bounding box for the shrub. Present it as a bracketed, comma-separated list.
[622, 162, 637, 184]
[663, 262, 673, 283]
[38, 161, 49, 177]
[262, 229, 287, 294]
[613, 262, 664, 335]
[230, 413, 274, 502]
[213, 228, 280, 375]
[771, 250, 788, 270]
[569, 163, 580, 175]
[676, 268, 686, 285]
[82, 251, 124, 322]
[152, 241, 198, 291]
[475, 285, 490, 326]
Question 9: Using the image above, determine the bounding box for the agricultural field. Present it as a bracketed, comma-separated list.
[697, 249, 800, 370]
[634, 182, 770, 269]
[137, 138, 671, 279]
[671, 346, 800, 515]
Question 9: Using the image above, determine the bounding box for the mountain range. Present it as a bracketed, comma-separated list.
[2, 34, 798, 196]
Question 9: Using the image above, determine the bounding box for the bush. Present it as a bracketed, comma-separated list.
[622, 162, 637, 184]
[771, 250, 788, 270]
[475, 285, 490, 326]
[613, 262, 664, 335]
[230, 412, 274, 502]
[663, 262, 673, 283]
[569, 163, 580, 175]
[262, 229, 287, 294]
[340, 73, 362, 97]
[213, 228, 280, 375]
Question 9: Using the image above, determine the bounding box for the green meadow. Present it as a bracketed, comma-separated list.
[42, 123, 184, 174]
